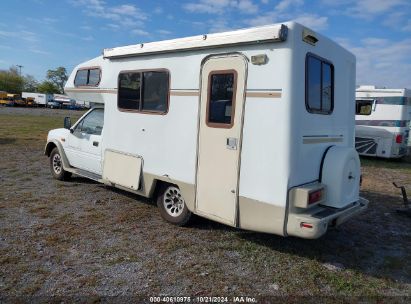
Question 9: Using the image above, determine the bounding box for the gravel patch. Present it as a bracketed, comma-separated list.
[0, 107, 410, 299]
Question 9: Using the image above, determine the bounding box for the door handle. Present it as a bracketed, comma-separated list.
[226, 137, 238, 150]
[93, 141, 99, 147]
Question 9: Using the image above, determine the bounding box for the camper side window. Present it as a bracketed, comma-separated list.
[356, 100, 373, 115]
[118, 70, 169, 113]
[118, 72, 141, 110]
[207, 72, 236, 128]
[306, 54, 334, 114]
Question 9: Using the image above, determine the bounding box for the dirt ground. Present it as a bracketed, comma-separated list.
[0, 107, 410, 301]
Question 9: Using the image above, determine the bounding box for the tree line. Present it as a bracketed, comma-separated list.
[0, 66, 68, 95]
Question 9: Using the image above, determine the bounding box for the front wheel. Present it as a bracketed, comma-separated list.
[49, 147, 71, 181]
[157, 184, 191, 226]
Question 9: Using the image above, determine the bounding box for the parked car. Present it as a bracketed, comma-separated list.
[47, 101, 61, 109]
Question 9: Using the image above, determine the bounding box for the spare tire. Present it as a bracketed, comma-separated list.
[321, 146, 361, 208]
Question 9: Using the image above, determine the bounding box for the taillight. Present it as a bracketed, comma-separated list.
[300, 222, 313, 229]
[395, 134, 403, 144]
[308, 189, 323, 205]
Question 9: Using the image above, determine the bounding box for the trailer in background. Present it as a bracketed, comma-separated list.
[355, 86, 411, 158]
[22, 92, 53, 107]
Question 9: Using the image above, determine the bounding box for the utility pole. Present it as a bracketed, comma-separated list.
[16, 65, 23, 76]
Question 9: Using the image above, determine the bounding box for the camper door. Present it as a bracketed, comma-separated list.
[196, 55, 247, 226]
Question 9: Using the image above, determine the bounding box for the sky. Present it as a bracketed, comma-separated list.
[0, 0, 410, 88]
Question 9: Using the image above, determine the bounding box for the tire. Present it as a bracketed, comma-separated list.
[157, 184, 191, 226]
[49, 147, 71, 181]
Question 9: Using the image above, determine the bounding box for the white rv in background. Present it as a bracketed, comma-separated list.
[355, 86, 411, 158]
[21, 92, 53, 106]
[45, 22, 368, 239]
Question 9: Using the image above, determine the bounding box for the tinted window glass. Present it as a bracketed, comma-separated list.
[74, 68, 101, 86]
[356, 100, 373, 115]
[307, 56, 321, 110]
[118, 71, 169, 113]
[142, 71, 169, 112]
[76, 108, 104, 135]
[208, 73, 235, 125]
[322, 62, 332, 112]
[306, 54, 334, 114]
[74, 69, 88, 86]
[88, 69, 100, 86]
[118, 72, 141, 110]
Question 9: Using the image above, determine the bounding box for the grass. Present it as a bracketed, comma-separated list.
[360, 156, 411, 173]
[0, 111, 84, 145]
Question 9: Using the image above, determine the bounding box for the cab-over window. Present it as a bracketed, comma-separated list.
[74, 68, 101, 86]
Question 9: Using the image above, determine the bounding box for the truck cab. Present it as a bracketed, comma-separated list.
[45, 107, 104, 180]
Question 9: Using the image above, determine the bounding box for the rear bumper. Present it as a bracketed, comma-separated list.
[287, 197, 369, 239]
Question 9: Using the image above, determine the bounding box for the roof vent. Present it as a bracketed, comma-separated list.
[302, 29, 318, 46]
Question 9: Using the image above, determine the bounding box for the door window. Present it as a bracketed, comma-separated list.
[75, 108, 104, 135]
[207, 71, 237, 128]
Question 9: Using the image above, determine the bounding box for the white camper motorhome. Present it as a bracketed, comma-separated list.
[45, 22, 368, 239]
[355, 86, 411, 158]
[22, 92, 53, 106]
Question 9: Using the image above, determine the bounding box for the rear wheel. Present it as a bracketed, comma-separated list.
[49, 147, 71, 181]
[157, 184, 191, 226]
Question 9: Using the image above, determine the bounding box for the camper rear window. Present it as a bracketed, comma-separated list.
[305, 54, 334, 114]
[118, 70, 169, 113]
[74, 68, 101, 86]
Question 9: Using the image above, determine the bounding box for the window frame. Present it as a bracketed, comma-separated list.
[117, 68, 170, 115]
[305, 53, 334, 115]
[205, 69, 238, 129]
[74, 66, 102, 87]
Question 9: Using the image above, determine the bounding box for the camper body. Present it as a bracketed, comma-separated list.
[22, 92, 53, 106]
[45, 22, 367, 239]
[355, 86, 411, 158]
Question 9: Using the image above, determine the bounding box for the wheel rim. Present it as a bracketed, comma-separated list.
[163, 186, 185, 217]
[52, 153, 62, 174]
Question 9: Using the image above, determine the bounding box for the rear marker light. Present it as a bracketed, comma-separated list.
[395, 134, 403, 144]
[308, 189, 323, 205]
[301, 222, 313, 229]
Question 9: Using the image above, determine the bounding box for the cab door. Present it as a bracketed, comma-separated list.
[66, 108, 104, 174]
[195, 55, 247, 226]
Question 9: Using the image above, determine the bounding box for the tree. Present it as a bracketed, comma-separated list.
[0, 67, 24, 93]
[46, 67, 68, 93]
[37, 81, 60, 94]
[23, 75, 39, 92]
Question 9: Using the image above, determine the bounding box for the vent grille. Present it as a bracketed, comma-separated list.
[355, 137, 378, 155]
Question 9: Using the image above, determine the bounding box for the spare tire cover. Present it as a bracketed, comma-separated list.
[321, 146, 361, 208]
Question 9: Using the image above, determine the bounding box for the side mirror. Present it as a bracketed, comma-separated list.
[64, 117, 72, 130]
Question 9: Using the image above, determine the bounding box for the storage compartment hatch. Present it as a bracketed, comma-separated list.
[102, 150, 142, 190]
